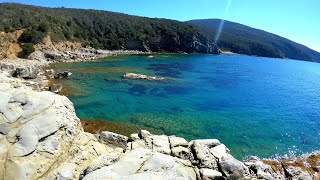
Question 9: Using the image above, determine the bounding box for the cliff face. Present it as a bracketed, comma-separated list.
[0, 30, 24, 59]
[0, 63, 319, 180]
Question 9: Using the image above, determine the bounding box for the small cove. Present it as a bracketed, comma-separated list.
[49, 54, 320, 159]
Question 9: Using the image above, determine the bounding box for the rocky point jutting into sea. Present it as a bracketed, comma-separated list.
[0, 28, 319, 179]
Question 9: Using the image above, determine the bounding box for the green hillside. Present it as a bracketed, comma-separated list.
[188, 19, 320, 62]
[0, 3, 215, 54]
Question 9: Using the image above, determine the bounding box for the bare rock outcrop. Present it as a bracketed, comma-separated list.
[0, 73, 121, 179]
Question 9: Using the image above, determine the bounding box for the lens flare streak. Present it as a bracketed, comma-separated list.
[214, 0, 233, 46]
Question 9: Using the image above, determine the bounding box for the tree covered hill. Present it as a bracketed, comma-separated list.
[1, 3, 319, 62]
[188, 19, 320, 62]
[0, 3, 215, 54]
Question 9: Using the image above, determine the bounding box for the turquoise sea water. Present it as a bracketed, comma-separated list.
[50, 54, 320, 159]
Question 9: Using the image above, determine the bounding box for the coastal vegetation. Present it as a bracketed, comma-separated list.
[0, 3, 214, 54]
[1, 3, 319, 62]
[188, 19, 320, 62]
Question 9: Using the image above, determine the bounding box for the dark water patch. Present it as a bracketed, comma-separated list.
[154, 69, 182, 78]
[149, 87, 168, 98]
[170, 106, 184, 113]
[104, 78, 122, 84]
[128, 84, 147, 96]
[147, 63, 193, 78]
[74, 101, 105, 110]
[205, 77, 238, 89]
[162, 85, 194, 95]
[71, 66, 138, 74]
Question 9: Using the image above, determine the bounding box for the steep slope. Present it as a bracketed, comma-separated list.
[0, 3, 216, 54]
[188, 19, 320, 62]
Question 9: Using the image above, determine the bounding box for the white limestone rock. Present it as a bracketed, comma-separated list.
[209, 144, 231, 159]
[200, 168, 223, 180]
[169, 136, 188, 148]
[83, 149, 196, 180]
[129, 133, 140, 141]
[56, 163, 76, 180]
[151, 135, 171, 155]
[190, 140, 218, 169]
[83, 148, 153, 179]
[99, 131, 128, 149]
[82, 151, 121, 176]
[219, 155, 250, 179]
[171, 146, 192, 160]
[131, 139, 149, 150]
[139, 129, 151, 139]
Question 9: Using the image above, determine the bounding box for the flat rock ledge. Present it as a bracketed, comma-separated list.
[0, 70, 319, 180]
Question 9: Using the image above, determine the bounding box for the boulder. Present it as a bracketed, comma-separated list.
[54, 71, 72, 79]
[171, 146, 192, 160]
[49, 83, 63, 93]
[169, 136, 188, 148]
[129, 133, 140, 141]
[131, 139, 149, 150]
[44, 69, 55, 79]
[190, 140, 218, 169]
[99, 131, 128, 149]
[0, 63, 15, 75]
[200, 168, 223, 180]
[209, 144, 230, 159]
[151, 135, 171, 154]
[191, 139, 221, 148]
[247, 160, 275, 179]
[13, 66, 39, 79]
[139, 129, 151, 139]
[136, 152, 197, 179]
[219, 155, 249, 179]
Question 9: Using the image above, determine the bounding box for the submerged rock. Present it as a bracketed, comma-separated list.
[54, 71, 72, 79]
[49, 83, 63, 93]
[123, 72, 168, 81]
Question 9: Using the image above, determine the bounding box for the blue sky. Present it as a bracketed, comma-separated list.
[2, 0, 320, 52]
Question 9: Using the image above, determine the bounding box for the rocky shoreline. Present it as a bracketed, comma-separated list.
[0, 53, 320, 179]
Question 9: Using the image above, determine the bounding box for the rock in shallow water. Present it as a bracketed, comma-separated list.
[54, 71, 72, 79]
[123, 72, 168, 81]
[49, 83, 63, 93]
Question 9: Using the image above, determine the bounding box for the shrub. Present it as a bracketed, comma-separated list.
[37, 22, 50, 32]
[20, 43, 35, 58]
[19, 29, 45, 44]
